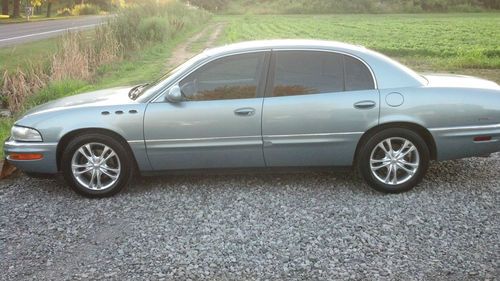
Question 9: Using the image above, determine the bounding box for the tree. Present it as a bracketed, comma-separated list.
[186, 0, 229, 12]
[46, 1, 52, 17]
[1, 0, 8, 16]
[12, 0, 20, 18]
[43, 0, 59, 17]
[30, 0, 43, 15]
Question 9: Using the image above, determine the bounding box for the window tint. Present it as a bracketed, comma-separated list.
[344, 55, 374, 91]
[271, 51, 375, 97]
[272, 51, 344, 97]
[179, 53, 265, 101]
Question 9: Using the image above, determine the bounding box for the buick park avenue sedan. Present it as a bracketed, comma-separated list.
[4, 40, 500, 197]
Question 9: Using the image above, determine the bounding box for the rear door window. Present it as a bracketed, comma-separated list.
[270, 50, 375, 97]
[272, 51, 344, 96]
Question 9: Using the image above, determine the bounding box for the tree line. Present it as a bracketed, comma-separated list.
[1, 0, 125, 18]
[186, 0, 500, 12]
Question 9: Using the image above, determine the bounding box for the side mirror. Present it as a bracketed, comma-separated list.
[165, 85, 183, 103]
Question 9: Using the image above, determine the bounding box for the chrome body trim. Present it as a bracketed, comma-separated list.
[4, 141, 58, 147]
[140, 132, 365, 144]
[146, 135, 261, 143]
[127, 140, 144, 144]
[145, 137, 262, 149]
[429, 123, 500, 132]
[263, 132, 364, 138]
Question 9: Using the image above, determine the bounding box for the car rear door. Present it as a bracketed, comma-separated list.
[262, 50, 379, 167]
[144, 51, 270, 170]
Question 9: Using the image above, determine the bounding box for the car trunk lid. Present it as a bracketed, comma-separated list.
[422, 73, 499, 89]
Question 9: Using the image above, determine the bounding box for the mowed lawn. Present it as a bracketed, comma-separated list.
[217, 13, 500, 82]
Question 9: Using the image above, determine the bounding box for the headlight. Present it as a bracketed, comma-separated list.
[11, 126, 43, 142]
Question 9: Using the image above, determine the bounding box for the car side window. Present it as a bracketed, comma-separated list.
[344, 55, 375, 91]
[179, 52, 265, 101]
[271, 51, 375, 97]
[272, 51, 344, 97]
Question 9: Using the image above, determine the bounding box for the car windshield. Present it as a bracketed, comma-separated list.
[132, 53, 207, 102]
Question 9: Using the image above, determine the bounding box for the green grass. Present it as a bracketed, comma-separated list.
[25, 79, 90, 109]
[186, 29, 213, 53]
[0, 38, 59, 71]
[0, 30, 96, 71]
[93, 26, 203, 89]
[217, 13, 500, 81]
[0, 117, 12, 143]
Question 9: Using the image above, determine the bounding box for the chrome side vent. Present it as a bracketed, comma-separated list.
[101, 110, 137, 115]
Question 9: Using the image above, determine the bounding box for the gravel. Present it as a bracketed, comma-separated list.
[1, 153, 499, 280]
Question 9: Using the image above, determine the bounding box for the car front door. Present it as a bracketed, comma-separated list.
[144, 51, 270, 170]
[262, 50, 379, 167]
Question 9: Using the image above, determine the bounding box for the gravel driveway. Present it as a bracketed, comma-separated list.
[1, 154, 499, 280]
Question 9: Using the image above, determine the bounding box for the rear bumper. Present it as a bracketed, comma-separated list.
[430, 123, 500, 160]
[3, 140, 58, 174]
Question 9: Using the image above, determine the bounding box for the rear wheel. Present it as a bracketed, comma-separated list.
[358, 128, 430, 193]
[61, 134, 132, 198]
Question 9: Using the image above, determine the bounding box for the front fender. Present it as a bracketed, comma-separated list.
[16, 103, 151, 171]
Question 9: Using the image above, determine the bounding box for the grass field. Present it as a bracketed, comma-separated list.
[217, 13, 500, 82]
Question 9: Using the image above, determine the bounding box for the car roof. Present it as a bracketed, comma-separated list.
[203, 39, 427, 89]
[204, 39, 368, 56]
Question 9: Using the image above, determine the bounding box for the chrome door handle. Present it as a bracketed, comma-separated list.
[354, 100, 376, 109]
[234, 107, 255, 116]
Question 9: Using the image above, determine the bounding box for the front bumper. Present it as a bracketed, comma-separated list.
[3, 139, 58, 174]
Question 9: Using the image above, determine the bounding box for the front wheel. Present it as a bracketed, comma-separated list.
[358, 128, 430, 193]
[61, 134, 133, 198]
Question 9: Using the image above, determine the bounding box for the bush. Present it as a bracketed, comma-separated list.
[220, 0, 498, 14]
[26, 80, 88, 109]
[56, 8, 73, 17]
[138, 17, 171, 42]
[108, 0, 210, 50]
[72, 4, 101, 16]
[188, 0, 229, 11]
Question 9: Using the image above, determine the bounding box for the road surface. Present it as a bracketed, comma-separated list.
[0, 15, 109, 47]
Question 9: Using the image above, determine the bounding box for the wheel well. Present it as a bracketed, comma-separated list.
[354, 122, 437, 164]
[56, 128, 139, 172]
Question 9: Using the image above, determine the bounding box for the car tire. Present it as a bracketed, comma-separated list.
[61, 133, 133, 198]
[358, 128, 430, 193]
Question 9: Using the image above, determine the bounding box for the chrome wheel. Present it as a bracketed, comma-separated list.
[370, 137, 420, 185]
[71, 143, 121, 190]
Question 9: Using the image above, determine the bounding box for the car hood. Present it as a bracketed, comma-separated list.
[24, 86, 136, 116]
[423, 73, 500, 89]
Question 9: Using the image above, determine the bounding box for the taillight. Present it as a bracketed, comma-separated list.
[473, 136, 492, 142]
[8, 153, 44, 160]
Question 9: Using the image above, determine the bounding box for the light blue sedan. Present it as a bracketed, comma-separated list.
[4, 40, 500, 197]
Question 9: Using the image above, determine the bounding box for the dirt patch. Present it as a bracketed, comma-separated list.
[165, 23, 225, 71]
